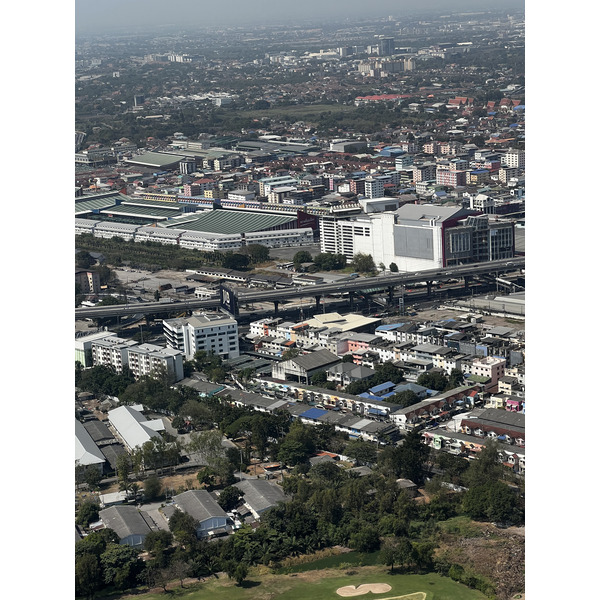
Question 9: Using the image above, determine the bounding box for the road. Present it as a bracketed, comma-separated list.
[75, 258, 524, 319]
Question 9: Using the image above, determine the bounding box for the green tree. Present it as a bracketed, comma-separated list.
[100, 543, 143, 590]
[310, 370, 328, 386]
[417, 371, 449, 392]
[344, 439, 377, 466]
[217, 485, 243, 511]
[389, 390, 419, 408]
[389, 262, 399, 272]
[349, 526, 380, 552]
[233, 563, 249, 585]
[293, 250, 313, 267]
[84, 467, 104, 490]
[243, 244, 270, 264]
[143, 475, 162, 501]
[446, 368, 465, 389]
[76, 251, 96, 269]
[380, 537, 400, 572]
[75, 553, 103, 599]
[168, 509, 199, 548]
[187, 429, 225, 467]
[116, 453, 132, 495]
[222, 252, 250, 270]
[395, 537, 415, 571]
[351, 252, 376, 273]
[464, 439, 503, 488]
[76, 529, 120, 559]
[144, 530, 173, 555]
[77, 500, 101, 528]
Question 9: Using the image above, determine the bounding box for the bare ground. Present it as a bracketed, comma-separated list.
[437, 521, 525, 600]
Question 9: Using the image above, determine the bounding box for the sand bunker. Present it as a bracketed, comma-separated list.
[336, 584, 392, 596]
[336, 588, 427, 600]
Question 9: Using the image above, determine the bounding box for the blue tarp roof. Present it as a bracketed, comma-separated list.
[300, 408, 328, 420]
[368, 408, 387, 415]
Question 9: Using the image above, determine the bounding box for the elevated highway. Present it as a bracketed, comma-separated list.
[75, 258, 524, 320]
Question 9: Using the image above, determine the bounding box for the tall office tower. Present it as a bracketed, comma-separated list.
[379, 37, 395, 56]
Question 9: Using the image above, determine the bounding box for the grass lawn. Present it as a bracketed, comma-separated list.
[126, 566, 488, 600]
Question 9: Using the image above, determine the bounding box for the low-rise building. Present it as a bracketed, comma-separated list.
[99, 505, 154, 547]
[107, 405, 165, 453]
[170, 490, 229, 538]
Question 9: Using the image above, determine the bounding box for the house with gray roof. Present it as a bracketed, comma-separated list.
[171, 490, 229, 538]
[326, 362, 376, 386]
[271, 348, 340, 383]
[233, 479, 289, 519]
[99, 505, 154, 547]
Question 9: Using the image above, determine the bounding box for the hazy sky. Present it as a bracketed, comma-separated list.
[75, 0, 524, 34]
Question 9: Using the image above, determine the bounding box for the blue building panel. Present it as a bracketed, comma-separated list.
[370, 381, 396, 394]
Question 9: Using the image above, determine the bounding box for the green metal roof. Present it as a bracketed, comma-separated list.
[75, 197, 119, 215]
[163, 209, 297, 235]
[98, 204, 180, 219]
[124, 152, 186, 168]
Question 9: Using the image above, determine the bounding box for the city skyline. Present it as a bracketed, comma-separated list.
[76, 0, 524, 34]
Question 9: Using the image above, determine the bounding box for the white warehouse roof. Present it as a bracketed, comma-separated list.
[75, 419, 106, 467]
[107, 405, 164, 451]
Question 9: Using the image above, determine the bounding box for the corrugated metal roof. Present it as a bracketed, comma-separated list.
[107, 406, 163, 450]
[99, 505, 152, 540]
[173, 490, 227, 523]
[164, 209, 296, 234]
[75, 419, 105, 466]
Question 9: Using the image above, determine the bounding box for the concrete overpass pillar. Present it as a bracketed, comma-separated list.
[273, 301, 279, 315]
[387, 285, 395, 305]
[426, 281, 433, 297]
[348, 290, 355, 308]
[464, 275, 472, 290]
[315, 295, 321, 311]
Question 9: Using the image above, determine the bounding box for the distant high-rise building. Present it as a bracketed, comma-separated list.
[134, 95, 145, 107]
[379, 37, 395, 56]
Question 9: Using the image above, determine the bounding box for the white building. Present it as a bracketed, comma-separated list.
[462, 356, 506, 385]
[178, 231, 243, 252]
[163, 313, 240, 360]
[107, 405, 165, 452]
[502, 148, 525, 170]
[319, 204, 514, 271]
[364, 176, 385, 199]
[91, 336, 138, 373]
[127, 343, 184, 382]
[76, 331, 118, 367]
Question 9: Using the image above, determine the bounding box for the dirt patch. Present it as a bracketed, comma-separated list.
[437, 521, 525, 600]
[103, 471, 202, 495]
